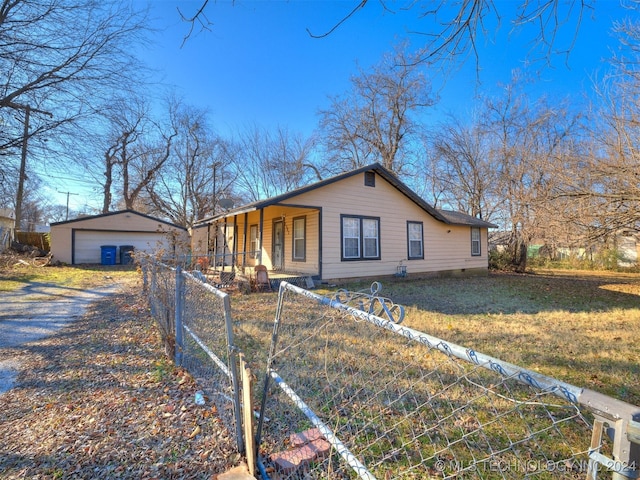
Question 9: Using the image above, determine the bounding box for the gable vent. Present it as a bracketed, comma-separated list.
[364, 171, 375, 187]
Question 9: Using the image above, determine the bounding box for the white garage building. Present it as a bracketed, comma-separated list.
[50, 210, 188, 265]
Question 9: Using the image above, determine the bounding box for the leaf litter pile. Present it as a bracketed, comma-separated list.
[0, 278, 239, 479]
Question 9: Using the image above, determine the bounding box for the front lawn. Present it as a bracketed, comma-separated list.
[233, 269, 640, 406]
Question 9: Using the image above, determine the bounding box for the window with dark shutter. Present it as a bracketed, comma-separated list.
[341, 215, 381, 261]
[407, 221, 424, 259]
[471, 227, 481, 256]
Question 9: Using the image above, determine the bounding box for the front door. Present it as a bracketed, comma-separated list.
[272, 220, 284, 270]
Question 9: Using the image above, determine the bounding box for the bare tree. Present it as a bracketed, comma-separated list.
[429, 113, 498, 220]
[177, 0, 213, 46]
[414, 138, 446, 209]
[0, 0, 150, 224]
[144, 100, 236, 228]
[0, 0, 148, 108]
[100, 96, 146, 213]
[550, 9, 640, 253]
[97, 95, 177, 213]
[482, 74, 579, 271]
[231, 124, 316, 202]
[183, 1, 591, 68]
[317, 43, 436, 176]
[0, 161, 44, 230]
[400, 0, 589, 68]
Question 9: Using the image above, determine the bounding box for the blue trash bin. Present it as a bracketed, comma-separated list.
[100, 245, 117, 265]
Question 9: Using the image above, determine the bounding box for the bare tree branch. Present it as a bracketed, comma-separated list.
[306, 0, 368, 38]
[178, 0, 213, 47]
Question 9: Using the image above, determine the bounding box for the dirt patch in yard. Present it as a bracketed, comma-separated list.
[0, 277, 239, 479]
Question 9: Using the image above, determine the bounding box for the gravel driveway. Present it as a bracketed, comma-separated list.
[0, 281, 120, 393]
[0, 276, 239, 478]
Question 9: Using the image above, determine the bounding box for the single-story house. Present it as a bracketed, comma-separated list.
[51, 210, 189, 265]
[191, 163, 497, 283]
[527, 232, 640, 267]
[0, 208, 15, 251]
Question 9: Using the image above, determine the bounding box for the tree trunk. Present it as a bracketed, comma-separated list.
[510, 233, 528, 273]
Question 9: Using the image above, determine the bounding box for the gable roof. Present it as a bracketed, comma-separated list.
[50, 209, 187, 230]
[194, 163, 497, 228]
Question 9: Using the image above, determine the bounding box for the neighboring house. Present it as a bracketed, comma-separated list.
[617, 233, 639, 267]
[0, 208, 15, 252]
[191, 163, 497, 282]
[51, 210, 189, 264]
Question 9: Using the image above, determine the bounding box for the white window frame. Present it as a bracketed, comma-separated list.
[249, 224, 259, 259]
[341, 215, 380, 261]
[471, 227, 481, 256]
[407, 221, 424, 260]
[292, 216, 306, 261]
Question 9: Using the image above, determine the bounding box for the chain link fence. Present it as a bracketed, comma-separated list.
[139, 253, 639, 479]
[143, 258, 177, 358]
[140, 256, 244, 454]
[255, 281, 640, 480]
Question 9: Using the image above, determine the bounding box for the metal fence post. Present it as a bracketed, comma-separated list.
[581, 389, 640, 480]
[141, 257, 148, 293]
[174, 265, 184, 367]
[150, 261, 156, 300]
[255, 282, 286, 451]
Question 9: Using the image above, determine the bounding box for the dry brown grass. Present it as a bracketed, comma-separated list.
[232, 269, 640, 406]
[0, 262, 238, 479]
[2, 259, 638, 478]
[233, 274, 613, 479]
[336, 270, 640, 405]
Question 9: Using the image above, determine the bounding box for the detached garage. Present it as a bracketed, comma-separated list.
[51, 210, 188, 265]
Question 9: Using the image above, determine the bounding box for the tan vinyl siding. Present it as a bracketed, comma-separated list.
[281, 207, 319, 275]
[51, 211, 188, 264]
[191, 225, 208, 255]
[192, 169, 492, 281]
[210, 207, 320, 276]
[282, 172, 489, 280]
[254, 207, 319, 275]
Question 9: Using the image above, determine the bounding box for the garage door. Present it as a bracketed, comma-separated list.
[74, 230, 171, 264]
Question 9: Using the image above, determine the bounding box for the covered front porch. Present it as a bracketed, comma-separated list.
[187, 255, 315, 291]
[190, 202, 321, 290]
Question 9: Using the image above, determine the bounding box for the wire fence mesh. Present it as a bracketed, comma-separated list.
[181, 270, 243, 449]
[255, 282, 640, 480]
[144, 259, 176, 358]
[140, 257, 244, 453]
[139, 254, 639, 479]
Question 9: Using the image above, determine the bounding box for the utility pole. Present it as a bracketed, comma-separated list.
[212, 161, 218, 217]
[15, 105, 30, 232]
[58, 190, 79, 220]
[7, 102, 53, 231]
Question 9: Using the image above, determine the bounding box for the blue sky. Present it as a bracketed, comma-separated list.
[144, 0, 625, 136]
[51, 0, 629, 212]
